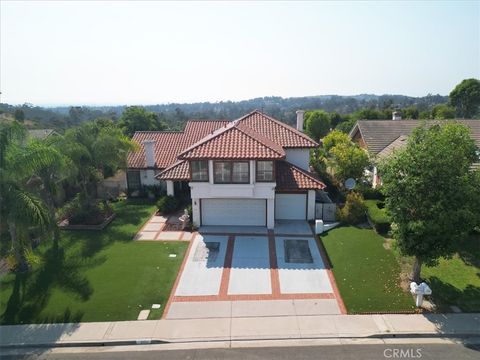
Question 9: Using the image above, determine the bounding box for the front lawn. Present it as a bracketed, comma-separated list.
[321, 226, 415, 313]
[422, 234, 480, 312]
[0, 200, 188, 325]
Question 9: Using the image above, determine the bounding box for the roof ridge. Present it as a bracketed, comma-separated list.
[235, 122, 285, 157]
[241, 110, 319, 146]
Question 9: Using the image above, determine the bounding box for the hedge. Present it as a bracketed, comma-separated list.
[365, 200, 391, 235]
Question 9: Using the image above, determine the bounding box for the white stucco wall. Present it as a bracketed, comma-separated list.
[285, 148, 310, 171]
[140, 169, 165, 188]
[190, 161, 276, 228]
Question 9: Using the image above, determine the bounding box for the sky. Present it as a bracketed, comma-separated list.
[1, 1, 479, 106]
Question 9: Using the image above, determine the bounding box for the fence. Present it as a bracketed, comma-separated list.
[315, 202, 336, 222]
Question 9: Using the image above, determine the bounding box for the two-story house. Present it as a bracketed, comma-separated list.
[126, 110, 326, 229]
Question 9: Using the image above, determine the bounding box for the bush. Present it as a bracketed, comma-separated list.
[365, 200, 391, 235]
[57, 195, 113, 225]
[337, 192, 366, 225]
[156, 195, 180, 214]
[356, 183, 384, 200]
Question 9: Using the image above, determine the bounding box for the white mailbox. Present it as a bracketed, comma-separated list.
[315, 220, 324, 234]
[410, 282, 432, 307]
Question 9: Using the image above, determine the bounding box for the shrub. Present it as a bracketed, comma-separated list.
[337, 192, 366, 225]
[57, 195, 113, 225]
[356, 183, 385, 200]
[156, 195, 180, 214]
[365, 200, 391, 235]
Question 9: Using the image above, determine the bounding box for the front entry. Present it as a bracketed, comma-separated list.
[201, 198, 267, 226]
[275, 193, 307, 220]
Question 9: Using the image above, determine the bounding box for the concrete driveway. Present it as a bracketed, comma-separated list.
[165, 222, 345, 319]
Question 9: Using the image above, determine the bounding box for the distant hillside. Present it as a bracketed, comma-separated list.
[0, 93, 449, 131]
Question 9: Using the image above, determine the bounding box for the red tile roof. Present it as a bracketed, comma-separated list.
[128, 120, 228, 168]
[178, 121, 285, 160]
[157, 160, 190, 180]
[275, 161, 326, 191]
[238, 111, 318, 148]
[127, 110, 318, 169]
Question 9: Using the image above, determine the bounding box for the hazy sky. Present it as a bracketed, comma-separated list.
[1, 1, 479, 106]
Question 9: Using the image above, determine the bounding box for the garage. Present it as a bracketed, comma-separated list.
[201, 199, 267, 226]
[275, 193, 307, 220]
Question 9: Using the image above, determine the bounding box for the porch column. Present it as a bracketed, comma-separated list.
[166, 180, 174, 196]
[192, 198, 201, 226]
[267, 198, 275, 229]
[307, 190, 316, 220]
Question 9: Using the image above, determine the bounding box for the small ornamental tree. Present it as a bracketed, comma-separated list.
[380, 123, 480, 283]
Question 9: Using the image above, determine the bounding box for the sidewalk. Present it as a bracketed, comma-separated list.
[1, 313, 479, 347]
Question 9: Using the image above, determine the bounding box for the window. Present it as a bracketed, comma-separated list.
[127, 170, 141, 190]
[256, 161, 274, 182]
[191, 160, 209, 181]
[214, 161, 250, 184]
[232, 162, 249, 183]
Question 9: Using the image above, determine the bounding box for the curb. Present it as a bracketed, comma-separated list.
[2, 332, 480, 349]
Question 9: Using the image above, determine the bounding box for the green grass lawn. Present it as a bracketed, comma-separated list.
[422, 234, 480, 312]
[321, 226, 415, 313]
[0, 200, 188, 325]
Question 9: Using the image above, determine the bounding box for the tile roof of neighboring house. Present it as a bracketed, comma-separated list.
[128, 120, 229, 169]
[28, 129, 59, 140]
[376, 135, 409, 159]
[178, 120, 286, 160]
[350, 120, 480, 155]
[238, 111, 318, 148]
[157, 160, 190, 180]
[275, 161, 326, 191]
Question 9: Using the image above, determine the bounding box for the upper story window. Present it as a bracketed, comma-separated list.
[191, 160, 209, 182]
[256, 160, 274, 182]
[214, 161, 250, 184]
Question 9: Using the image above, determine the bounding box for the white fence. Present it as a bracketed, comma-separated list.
[315, 203, 337, 222]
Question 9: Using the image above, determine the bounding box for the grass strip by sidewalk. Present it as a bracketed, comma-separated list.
[321, 226, 415, 313]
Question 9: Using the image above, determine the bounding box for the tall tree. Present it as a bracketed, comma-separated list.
[0, 122, 56, 271]
[431, 103, 456, 119]
[118, 106, 166, 137]
[13, 109, 25, 122]
[58, 120, 138, 199]
[304, 110, 331, 142]
[380, 123, 480, 283]
[449, 78, 480, 118]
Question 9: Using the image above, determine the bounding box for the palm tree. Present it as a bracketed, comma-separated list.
[0, 122, 58, 271]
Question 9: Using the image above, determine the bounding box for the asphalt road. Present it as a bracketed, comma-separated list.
[3, 344, 480, 360]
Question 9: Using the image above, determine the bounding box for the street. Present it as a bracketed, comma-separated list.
[3, 344, 480, 360]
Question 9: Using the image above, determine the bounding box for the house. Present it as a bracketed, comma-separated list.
[28, 129, 61, 140]
[126, 110, 326, 229]
[350, 115, 480, 187]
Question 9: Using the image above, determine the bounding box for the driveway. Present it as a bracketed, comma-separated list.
[164, 222, 345, 318]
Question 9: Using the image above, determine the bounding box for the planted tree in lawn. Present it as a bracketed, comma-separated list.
[380, 123, 480, 283]
[321, 130, 370, 184]
[57, 120, 138, 224]
[0, 122, 57, 271]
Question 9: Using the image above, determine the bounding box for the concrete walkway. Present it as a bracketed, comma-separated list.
[1, 314, 479, 347]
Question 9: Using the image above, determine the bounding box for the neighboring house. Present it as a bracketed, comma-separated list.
[28, 129, 61, 140]
[350, 115, 480, 187]
[126, 110, 326, 229]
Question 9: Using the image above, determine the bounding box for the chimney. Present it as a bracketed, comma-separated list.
[143, 140, 156, 168]
[392, 110, 402, 121]
[296, 110, 305, 132]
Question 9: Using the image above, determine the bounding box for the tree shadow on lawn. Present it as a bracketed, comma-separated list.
[1, 246, 96, 325]
[426, 276, 480, 313]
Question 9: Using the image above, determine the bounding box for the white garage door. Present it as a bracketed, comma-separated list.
[275, 193, 307, 220]
[201, 199, 266, 226]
